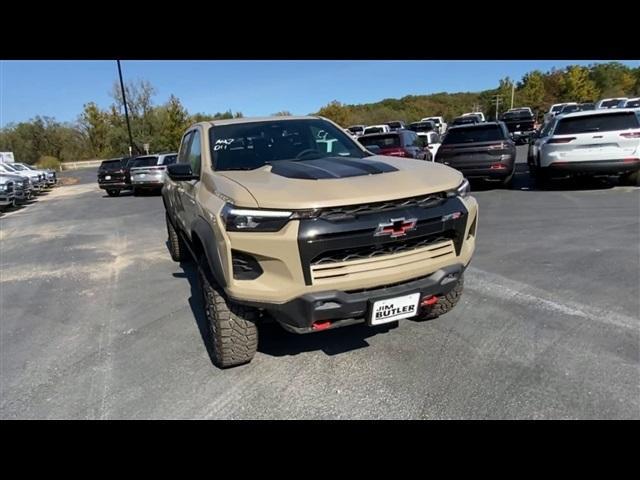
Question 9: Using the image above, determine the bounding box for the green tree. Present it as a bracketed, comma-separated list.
[153, 95, 190, 151]
[79, 102, 110, 158]
[589, 62, 636, 97]
[559, 66, 599, 102]
[517, 70, 546, 113]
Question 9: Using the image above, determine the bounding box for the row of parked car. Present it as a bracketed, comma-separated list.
[0, 161, 58, 212]
[342, 96, 640, 188]
[97, 152, 178, 197]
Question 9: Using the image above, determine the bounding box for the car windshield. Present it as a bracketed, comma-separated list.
[561, 105, 579, 113]
[348, 126, 363, 133]
[131, 157, 159, 168]
[601, 99, 624, 108]
[364, 127, 383, 134]
[100, 160, 123, 171]
[626, 100, 640, 108]
[210, 119, 366, 171]
[10, 163, 27, 170]
[452, 117, 478, 125]
[358, 134, 401, 148]
[443, 125, 505, 144]
[503, 111, 533, 120]
[555, 112, 640, 135]
[408, 122, 434, 132]
[551, 105, 565, 113]
[1, 163, 18, 172]
[425, 118, 440, 124]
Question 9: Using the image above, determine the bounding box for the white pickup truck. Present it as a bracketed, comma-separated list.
[421, 116, 447, 134]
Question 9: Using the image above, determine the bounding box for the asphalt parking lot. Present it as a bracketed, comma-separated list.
[1, 146, 639, 419]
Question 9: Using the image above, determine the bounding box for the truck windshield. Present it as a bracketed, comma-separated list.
[210, 119, 366, 171]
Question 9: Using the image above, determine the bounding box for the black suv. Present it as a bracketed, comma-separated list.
[500, 110, 535, 144]
[435, 122, 516, 187]
[97, 157, 133, 197]
[357, 130, 430, 160]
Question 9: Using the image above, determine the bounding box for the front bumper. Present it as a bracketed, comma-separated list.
[221, 195, 478, 305]
[547, 159, 640, 175]
[244, 263, 466, 333]
[0, 194, 15, 206]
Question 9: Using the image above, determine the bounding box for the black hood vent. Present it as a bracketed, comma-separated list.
[269, 157, 398, 180]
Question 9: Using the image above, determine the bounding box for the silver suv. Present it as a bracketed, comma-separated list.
[0, 175, 16, 210]
[129, 153, 178, 195]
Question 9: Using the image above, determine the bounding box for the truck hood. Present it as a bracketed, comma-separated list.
[218, 155, 463, 209]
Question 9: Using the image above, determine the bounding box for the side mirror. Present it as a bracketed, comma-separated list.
[366, 145, 382, 155]
[167, 163, 199, 181]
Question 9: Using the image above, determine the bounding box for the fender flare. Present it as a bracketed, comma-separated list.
[192, 216, 228, 289]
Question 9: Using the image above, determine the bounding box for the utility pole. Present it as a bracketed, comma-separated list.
[510, 82, 515, 109]
[493, 95, 503, 120]
[117, 60, 135, 157]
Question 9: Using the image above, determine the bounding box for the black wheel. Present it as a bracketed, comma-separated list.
[166, 213, 188, 262]
[106, 189, 120, 197]
[620, 171, 639, 186]
[198, 256, 259, 368]
[132, 187, 139, 196]
[416, 274, 464, 320]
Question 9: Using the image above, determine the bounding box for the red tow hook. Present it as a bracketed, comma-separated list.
[420, 295, 439, 307]
[312, 321, 332, 331]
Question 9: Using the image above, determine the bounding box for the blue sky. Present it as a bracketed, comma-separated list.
[2, 60, 638, 126]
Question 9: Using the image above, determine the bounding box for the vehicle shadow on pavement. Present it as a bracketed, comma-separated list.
[469, 164, 621, 193]
[173, 261, 219, 367]
[173, 257, 399, 363]
[101, 191, 133, 198]
[257, 321, 398, 358]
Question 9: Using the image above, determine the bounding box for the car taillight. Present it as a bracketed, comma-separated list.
[381, 148, 407, 157]
[490, 163, 507, 170]
[547, 137, 576, 144]
[620, 132, 640, 138]
[623, 158, 639, 163]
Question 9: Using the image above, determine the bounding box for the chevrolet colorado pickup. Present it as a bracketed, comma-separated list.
[163, 116, 478, 368]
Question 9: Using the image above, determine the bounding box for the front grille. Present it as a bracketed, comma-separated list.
[310, 236, 457, 284]
[311, 232, 455, 266]
[316, 193, 447, 221]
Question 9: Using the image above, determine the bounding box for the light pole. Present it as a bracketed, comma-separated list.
[117, 60, 135, 157]
[511, 82, 515, 110]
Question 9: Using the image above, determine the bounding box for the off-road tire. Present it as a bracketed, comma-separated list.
[106, 189, 120, 197]
[166, 213, 187, 262]
[417, 274, 464, 320]
[198, 257, 258, 368]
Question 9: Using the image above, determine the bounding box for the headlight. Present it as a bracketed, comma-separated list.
[446, 178, 470, 199]
[220, 204, 292, 232]
[0, 185, 6, 192]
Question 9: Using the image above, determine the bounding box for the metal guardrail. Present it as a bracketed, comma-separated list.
[61, 160, 103, 170]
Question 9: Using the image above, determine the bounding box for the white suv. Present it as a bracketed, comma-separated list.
[528, 109, 640, 185]
[420, 116, 447, 134]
